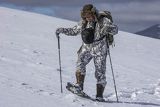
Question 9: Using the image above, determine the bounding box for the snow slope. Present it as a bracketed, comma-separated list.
[0, 7, 160, 107]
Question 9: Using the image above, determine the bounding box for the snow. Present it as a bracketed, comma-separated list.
[0, 6, 160, 107]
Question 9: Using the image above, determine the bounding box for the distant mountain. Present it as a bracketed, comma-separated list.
[135, 24, 160, 39]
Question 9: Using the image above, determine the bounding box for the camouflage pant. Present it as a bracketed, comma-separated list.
[76, 46, 107, 87]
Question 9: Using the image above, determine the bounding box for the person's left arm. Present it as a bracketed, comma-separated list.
[100, 17, 118, 35]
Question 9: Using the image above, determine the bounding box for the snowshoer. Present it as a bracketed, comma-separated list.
[56, 4, 118, 101]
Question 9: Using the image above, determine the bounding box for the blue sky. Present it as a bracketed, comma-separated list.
[1, 0, 160, 33]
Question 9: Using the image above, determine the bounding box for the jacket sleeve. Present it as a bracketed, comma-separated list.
[100, 17, 118, 35]
[60, 20, 82, 36]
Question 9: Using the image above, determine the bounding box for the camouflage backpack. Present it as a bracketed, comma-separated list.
[98, 11, 115, 46]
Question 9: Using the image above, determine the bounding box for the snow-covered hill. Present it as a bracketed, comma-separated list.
[0, 7, 160, 107]
[136, 24, 160, 39]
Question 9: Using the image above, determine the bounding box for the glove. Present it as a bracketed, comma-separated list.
[56, 28, 64, 38]
[107, 24, 118, 35]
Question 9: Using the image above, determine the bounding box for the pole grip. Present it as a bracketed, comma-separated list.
[57, 35, 60, 49]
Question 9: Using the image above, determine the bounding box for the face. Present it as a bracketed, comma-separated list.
[85, 14, 95, 22]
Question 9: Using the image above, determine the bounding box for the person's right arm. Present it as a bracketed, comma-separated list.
[56, 20, 82, 36]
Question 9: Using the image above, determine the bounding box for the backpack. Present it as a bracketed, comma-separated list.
[98, 11, 115, 46]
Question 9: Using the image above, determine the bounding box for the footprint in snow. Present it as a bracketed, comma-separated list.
[154, 80, 160, 98]
[21, 83, 54, 96]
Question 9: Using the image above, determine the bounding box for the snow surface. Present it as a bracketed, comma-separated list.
[0, 7, 160, 107]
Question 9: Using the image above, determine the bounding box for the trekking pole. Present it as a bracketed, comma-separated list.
[106, 39, 119, 102]
[57, 34, 63, 93]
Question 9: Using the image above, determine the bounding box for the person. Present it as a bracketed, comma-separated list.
[56, 4, 118, 101]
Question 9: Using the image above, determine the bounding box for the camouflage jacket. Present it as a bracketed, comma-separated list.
[59, 11, 118, 55]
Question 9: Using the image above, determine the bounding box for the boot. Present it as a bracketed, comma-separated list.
[75, 70, 85, 91]
[96, 84, 105, 101]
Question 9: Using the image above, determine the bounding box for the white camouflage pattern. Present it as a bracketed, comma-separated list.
[56, 12, 118, 87]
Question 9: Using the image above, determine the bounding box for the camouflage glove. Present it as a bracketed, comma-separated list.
[107, 24, 118, 35]
[106, 34, 114, 45]
[56, 28, 64, 38]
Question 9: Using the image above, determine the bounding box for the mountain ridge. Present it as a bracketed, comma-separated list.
[136, 24, 160, 39]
